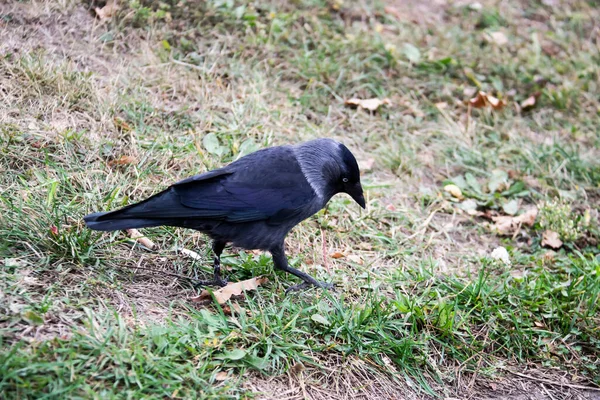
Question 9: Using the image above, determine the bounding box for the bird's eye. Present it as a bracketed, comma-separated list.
[342, 177, 349, 183]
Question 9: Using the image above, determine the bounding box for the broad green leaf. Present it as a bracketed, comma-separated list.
[488, 169, 508, 193]
[402, 43, 421, 64]
[203, 133, 224, 156]
[237, 138, 258, 159]
[465, 173, 482, 194]
[24, 311, 44, 326]
[502, 199, 519, 215]
[218, 349, 247, 361]
[311, 313, 330, 326]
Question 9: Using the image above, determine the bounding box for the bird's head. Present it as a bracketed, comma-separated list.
[295, 139, 366, 209]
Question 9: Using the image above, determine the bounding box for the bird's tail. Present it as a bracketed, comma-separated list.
[83, 188, 179, 232]
[83, 211, 168, 231]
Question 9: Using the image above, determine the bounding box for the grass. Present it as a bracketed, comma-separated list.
[1, 0, 599, 398]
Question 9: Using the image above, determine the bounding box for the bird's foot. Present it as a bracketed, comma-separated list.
[285, 281, 334, 294]
[193, 276, 229, 289]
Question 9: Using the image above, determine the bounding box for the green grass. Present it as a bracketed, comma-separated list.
[1, 0, 599, 398]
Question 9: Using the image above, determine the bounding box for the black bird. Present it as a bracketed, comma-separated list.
[84, 138, 365, 292]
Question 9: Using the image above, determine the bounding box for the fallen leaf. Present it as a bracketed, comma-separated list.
[108, 155, 138, 166]
[468, 91, 507, 110]
[330, 252, 344, 259]
[126, 229, 156, 250]
[113, 117, 132, 132]
[444, 184, 464, 200]
[491, 207, 538, 236]
[520, 93, 541, 111]
[215, 371, 229, 381]
[345, 98, 391, 112]
[542, 250, 556, 262]
[175, 247, 203, 261]
[222, 303, 246, 316]
[347, 254, 363, 265]
[486, 94, 506, 110]
[490, 246, 511, 265]
[502, 199, 519, 216]
[358, 158, 375, 172]
[458, 199, 481, 215]
[486, 31, 508, 46]
[95, 1, 119, 21]
[191, 276, 268, 305]
[541, 230, 563, 249]
[290, 362, 305, 374]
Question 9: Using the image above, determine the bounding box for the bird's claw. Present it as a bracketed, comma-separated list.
[193, 276, 229, 289]
[285, 281, 334, 294]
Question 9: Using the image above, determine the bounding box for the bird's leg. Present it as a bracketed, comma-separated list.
[194, 240, 228, 288]
[270, 245, 333, 294]
[211, 240, 228, 287]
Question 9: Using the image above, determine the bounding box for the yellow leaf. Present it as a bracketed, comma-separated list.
[444, 184, 464, 200]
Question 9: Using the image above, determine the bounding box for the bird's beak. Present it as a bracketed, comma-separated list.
[348, 184, 366, 209]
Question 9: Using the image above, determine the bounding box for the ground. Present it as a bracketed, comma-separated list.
[1, 0, 599, 399]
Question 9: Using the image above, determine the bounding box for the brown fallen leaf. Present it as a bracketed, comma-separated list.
[345, 98, 391, 112]
[542, 250, 556, 262]
[215, 371, 229, 381]
[190, 276, 268, 305]
[469, 91, 507, 110]
[330, 252, 344, 259]
[113, 117, 132, 132]
[108, 155, 138, 166]
[222, 303, 246, 316]
[541, 230, 563, 249]
[126, 228, 156, 249]
[491, 207, 538, 236]
[95, 0, 119, 21]
[290, 362, 306, 374]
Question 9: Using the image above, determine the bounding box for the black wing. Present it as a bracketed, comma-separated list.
[173, 147, 316, 224]
[104, 146, 316, 225]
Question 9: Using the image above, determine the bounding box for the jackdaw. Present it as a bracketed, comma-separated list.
[84, 138, 365, 292]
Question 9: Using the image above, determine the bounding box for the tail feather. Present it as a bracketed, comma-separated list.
[83, 211, 168, 231]
[84, 188, 179, 232]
